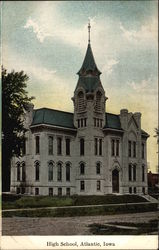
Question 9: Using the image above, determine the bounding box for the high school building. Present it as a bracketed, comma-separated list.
[10, 24, 149, 196]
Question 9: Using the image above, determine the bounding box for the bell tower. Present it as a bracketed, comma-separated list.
[72, 21, 107, 129]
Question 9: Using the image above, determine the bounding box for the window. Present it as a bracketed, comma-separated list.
[142, 187, 145, 194]
[80, 181, 85, 191]
[35, 188, 39, 195]
[128, 141, 131, 157]
[48, 162, 53, 181]
[66, 163, 70, 181]
[22, 162, 26, 182]
[133, 165, 136, 181]
[17, 162, 20, 181]
[94, 118, 96, 127]
[35, 136, 40, 154]
[57, 137, 62, 155]
[58, 187, 62, 196]
[133, 141, 136, 157]
[78, 91, 85, 112]
[134, 187, 136, 194]
[96, 162, 101, 175]
[16, 187, 20, 194]
[129, 187, 132, 194]
[49, 188, 53, 196]
[129, 164, 132, 181]
[100, 120, 102, 128]
[21, 187, 25, 194]
[84, 118, 87, 127]
[94, 138, 98, 155]
[35, 161, 40, 181]
[66, 187, 70, 196]
[80, 138, 84, 156]
[48, 136, 53, 155]
[77, 119, 80, 128]
[57, 162, 62, 181]
[116, 140, 119, 157]
[81, 119, 83, 127]
[66, 138, 70, 156]
[99, 139, 102, 156]
[111, 139, 115, 156]
[142, 143, 145, 159]
[142, 165, 145, 182]
[97, 180, 101, 191]
[80, 163, 85, 175]
[96, 91, 102, 112]
[22, 138, 26, 155]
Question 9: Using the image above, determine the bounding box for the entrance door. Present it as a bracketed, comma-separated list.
[112, 169, 119, 193]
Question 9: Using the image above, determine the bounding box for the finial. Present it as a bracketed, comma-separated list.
[88, 19, 91, 44]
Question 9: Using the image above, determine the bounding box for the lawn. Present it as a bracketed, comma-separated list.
[2, 194, 148, 210]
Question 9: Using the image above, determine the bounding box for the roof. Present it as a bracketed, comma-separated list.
[141, 129, 149, 137]
[104, 113, 122, 130]
[75, 76, 101, 93]
[31, 108, 123, 131]
[31, 108, 75, 129]
[77, 44, 101, 76]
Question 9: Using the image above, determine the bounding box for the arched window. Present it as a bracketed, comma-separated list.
[48, 161, 53, 181]
[80, 138, 84, 155]
[128, 164, 132, 181]
[57, 162, 62, 181]
[80, 162, 85, 175]
[96, 162, 101, 175]
[96, 91, 102, 112]
[16, 162, 21, 181]
[77, 91, 85, 112]
[22, 162, 26, 182]
[35, 161, 40, 181]
[142, 165, 145, 182]
[66, 163, 71, 181]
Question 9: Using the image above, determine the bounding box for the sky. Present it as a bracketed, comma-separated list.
[2, 1, 158, 172]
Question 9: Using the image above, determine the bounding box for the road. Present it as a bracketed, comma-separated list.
[2, 211, 158, 235]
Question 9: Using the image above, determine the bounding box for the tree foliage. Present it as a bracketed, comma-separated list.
[2, 67, 34, 190]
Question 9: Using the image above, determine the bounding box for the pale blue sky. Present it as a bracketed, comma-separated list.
[2, 1, 158, 171]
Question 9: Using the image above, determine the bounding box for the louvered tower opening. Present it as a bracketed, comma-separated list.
[77, 91, 85, 112]
[96, 91, 102, 112]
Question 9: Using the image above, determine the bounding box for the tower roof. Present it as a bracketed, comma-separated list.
[77, 44, 101, 76]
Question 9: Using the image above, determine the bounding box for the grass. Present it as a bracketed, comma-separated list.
[89, 219, 158, 235]
[2, 194, 148, 210]
[2, 202, 157, 218]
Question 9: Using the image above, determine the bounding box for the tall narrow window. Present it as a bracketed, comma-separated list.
[80, 163, 85, 175]
[80, 138, 84, 156]
[80, 181, 85, 191]
[22, 138, 26, 155]
[57, 137, 62, 155]
[116, 140, 119, 156]
[17, 162, 20, 181]
[96, 91, 102, 112]
[99, 139, 102, 156]
[96, 162, 101, 174]
[94, 118, 96, 127]
[133, 165, 136, 181]
[84, 118, 87, 127]
[129, 187, 132, 194]
[49, 188, 53, 196]
[66, 138, 70, 156]
[111, 139, 115, 156]
[78, 91, 85, 112]
[35, 161, 40, 181]
[97, 180, 101, 191]
[35, 187, 39, 195]
[57, 162, 62, 181]
[129, 164, 132, 181]
[22, 162, 26, 182]
[48, 136, 53, 155]
[142, 165, 145, 182]
[77, 119, 80, 128]
[94, 138, 98, 155]
[48, 161, 53, 181]
[66, 163, 70, 181]
[66, 187, 70, 196]
[58, 187, 62, 196]
[35, 136, 40, 154]
[133, 141, 136, 158]
[81, 119, 83, 127]
[128, 141, 131, 157]
[142, 143, 145, 159]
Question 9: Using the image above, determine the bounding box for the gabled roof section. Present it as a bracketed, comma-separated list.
[104, 113, 122, 130]
[75, 76, 101, 93]
[77, 44, 101, 76]
[31, 108, 75, 129]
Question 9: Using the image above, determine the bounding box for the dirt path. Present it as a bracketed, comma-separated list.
[2, 211, 158, 235]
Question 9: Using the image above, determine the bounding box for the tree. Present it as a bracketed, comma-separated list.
[2, 67, 34, 191]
